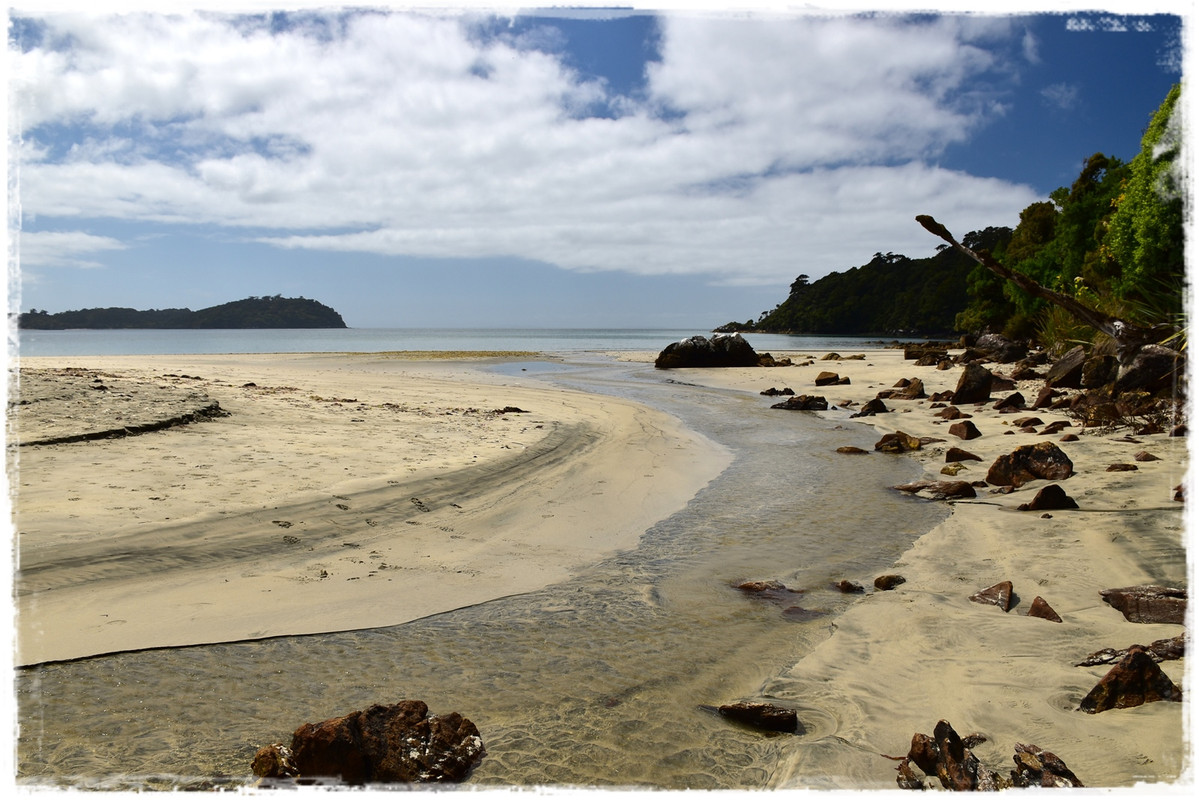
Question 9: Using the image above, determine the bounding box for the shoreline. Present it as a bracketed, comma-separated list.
[10, 352, 731, 666]
[647, 346, 1190, 789]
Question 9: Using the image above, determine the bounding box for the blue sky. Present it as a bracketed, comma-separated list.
[5, 2, 1188, 329]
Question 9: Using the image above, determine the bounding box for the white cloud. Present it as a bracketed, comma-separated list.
[1040, 82, 1080, 111]
[18, 230, 128, 268]
[11, 9, 1041, 286]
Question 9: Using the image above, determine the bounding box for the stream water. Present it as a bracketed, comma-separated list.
[15, 355, 947, 790]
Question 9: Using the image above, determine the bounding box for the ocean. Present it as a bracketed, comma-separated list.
[13, 326, 902, 358]
[13, 334, 947, 790]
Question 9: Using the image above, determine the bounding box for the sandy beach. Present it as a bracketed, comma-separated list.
[632, 345, 1191, 789]
[8, 346, 1192, 790]
[10, 352, 730, 666]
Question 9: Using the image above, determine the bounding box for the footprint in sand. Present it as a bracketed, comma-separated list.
[411, 497, 431, 512]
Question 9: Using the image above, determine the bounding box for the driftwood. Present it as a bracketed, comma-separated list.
[915, 215, 1173, 365]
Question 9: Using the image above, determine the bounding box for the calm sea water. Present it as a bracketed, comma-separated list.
[14, 326, 895, 358]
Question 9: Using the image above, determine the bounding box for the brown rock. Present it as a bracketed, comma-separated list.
[874, 574, 906, 591]
[1079, 646, 1183, 713]
[993, 392, 1026, 411]
[717, 701, 799, 732]
[288, 700, 486, 785]
[892, 479, 976, 500]
[951, 363, 992, 405]
[1134, 451, 1161, 462]
[985, 442, 1074, 487]
[970, 581, 1014, 611]
[835, 446, 869, 454]
[1011, 416, 1045, 428]
[945, 446, 982, 462]
[1045, 345, 1085, 389]
[1099, 585, 1187, 625]
[834, 579, 866, 593]
[1060, 433, 1079, 442]
[1010, 742, 1084, 787]
[1033, 385, 1064, 409]
[771, 395, 828, 410]
[850, 397, 889, 417]
[1106, 463, 1138, 472]
[935, 406, 968, 420]
[874, 431, 922, 453]
[901, 720, 1002, 791]
[1076, 634, 1186, 667]
[1027, 596, 1063, 623]
[1016, 484, 1078, 512]
[814, 371, 841, 386]
[252, 744, 299, 779]
[1037, 420, 1071, 436]
[948, 420, 982, 440]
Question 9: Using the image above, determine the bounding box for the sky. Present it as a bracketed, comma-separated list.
[4, 2, 1190, 329]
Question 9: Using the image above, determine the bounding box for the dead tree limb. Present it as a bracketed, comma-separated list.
[916, 214, 1171, 364]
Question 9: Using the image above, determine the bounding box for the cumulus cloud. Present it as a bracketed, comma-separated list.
[18, 230, 128, 268]
[11, 9, 1041, 286]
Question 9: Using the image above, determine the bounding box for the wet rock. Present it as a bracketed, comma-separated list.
[1076, 634, 1185, 667]
[771, 395, 828, 411]
[835, 445, 870, 454]
[941, 463, 968, 476]
[985, 442, 1074, 487]
[1010, 742, 1084, 788]
[900, 720, 1003, 791]
[1079, 646, 1183, 713]
[834, 579, 866, 594]
[945, 447, 982, 462]
[874, 574, 906, 591]
[1099, 585, 1187, 625]
[760, 387, 794, 397]
[1016, 484, 1078, 512]
[252, 744, 299, 779]
[655, 333, 759, 369]
[892, 480, 976, 500]
[285, 700, 486, 785]
[717, 701, 799, 733]
[1045, 345, 1086, 389]
[970, 581, 1014, 611]
[736, 580, 803, 602]
[851, 397, 889, 417]
[951, 363, 992, 405]
[948, 420, 982, 440]
[874, 431, 922, 453]
[1027, 596, 1063, 623]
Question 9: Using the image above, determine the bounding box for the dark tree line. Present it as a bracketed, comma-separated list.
[18, 296, 347, 330]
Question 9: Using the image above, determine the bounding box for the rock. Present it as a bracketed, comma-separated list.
[1045, 345, 1086, 389]
[834, 579, 866, 593]
[945, 447, 982, 462]
[717, 702, 799, 733]
[975, 333, 1028, 363]
[736, 580, 803, 602]
[904, 344, 948, 361]
[874, 431, 921, 453]
[1009, 742, 1084, 788]
[1032, 385, 1064, 409]
[1016, 484, 1078, 512]
[1037, 420, 1071, 436]
[900, 720, 1003, 791]
[757, 353, 792, 367]
[948, 420, 982, 440]
[850, 397, 889, 417]
[1099, 585, 1187, 625]
[990, 374, 1017, 392]
[985, 442, 1074, 487]
[992, 392, 1025, 411]
[654, 333, 759, 369]
[820, 352, 842, 361]
[970, 581, 1014, 611]
[1134, 450, 1161, 462]
[1081, 354, 1119, 389]
[940, 463, 967, 476]
[1011, 416, 1044, 428]
[1027, 596, 1063, 623]
[252, 744, 299, 779]
[760, 387, 794, 396]
[892, 480, 976, 500]
[1114, 344, 1182, 395]
[835, 446, 869, 455]
[286, 701, 486, 785]
[1060, 433, 1079, 442]
[874, 574, 906, 591]
[771, 394, 828, 411]
[1078, 646, 1183, 713]
[951, 363, 992, 405]
[1106, 463, 1139, 472]
[1076, 635, 1186, 667]
[877, 378, 926, 400]
[936, 406, 969, 420]
[814, 371, 842, 386]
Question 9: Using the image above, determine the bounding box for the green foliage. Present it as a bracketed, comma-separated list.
[754, 227, 1011, 336]
[17, 296, 347, 329]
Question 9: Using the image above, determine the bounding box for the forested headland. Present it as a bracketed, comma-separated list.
[18, 296, 347, 330]
[721, 84, 1185, 353]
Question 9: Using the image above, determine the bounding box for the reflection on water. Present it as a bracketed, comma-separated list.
[16, 359, 945, 790]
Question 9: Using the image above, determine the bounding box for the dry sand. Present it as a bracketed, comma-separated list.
[9, 352, 730, 666]
[632, 345, 1192, 790]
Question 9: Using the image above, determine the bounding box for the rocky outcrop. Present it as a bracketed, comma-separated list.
[1078, 646, 1183, 713]
[253, 700, 486, 785]
[654, 333, 759, 369]
[1114, 343, 1182, 395]
[985, 442, 1074, 487]
[1099, 585, 1187, 625]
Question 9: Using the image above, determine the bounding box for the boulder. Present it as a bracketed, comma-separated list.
[951, 364, 992, 405]
[813, 371, 841, 386]
[1016, 484, 1078, 512]
[936, 406, 969, 420]
[945, 447, 982, 462]
[1027, 596, 1063, 623]
[1037, 420, 1071, 436]
[1045, 345, 1086, 389]
[948, 420, 982, 440]
[985, 442, 1074, 487]
[1114, 344, 1182, 395]
[970, 581, 1015, 611]
[771, 394, 828, 411]
[850, 397, 889, 417]
[1134, 450, 1161, 462]
[904, 344, 948, 361]
[654, 333, 759, 369]
[717, 702, 799, 733]
[757, 353, 792, 367]
[1032, 385, 1064, 409]
[252, 744, 299, 779]
[760, 387, 794, 396]
[900, 720, 1002, 791]
[877, 378, 926, 400]
[874, 574, 906, 591]
[834, 579, 866, 593]
[1099, 585, 1187, 625]
[992, 392, 1025, 411]
[736, 580, 803, 603]
[874, 431, 921, 453]
[1078, 646, 1183, 713]
[1009, 743, 1084, 788]
[1081, 354, 1119, 389]
[975, 333, 1028, 363]
[283, 701, 486, 785]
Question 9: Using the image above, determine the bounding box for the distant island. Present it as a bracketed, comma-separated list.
[18, 296, 347, 330]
